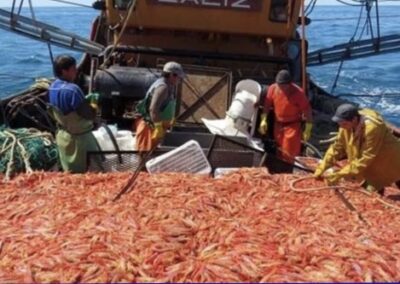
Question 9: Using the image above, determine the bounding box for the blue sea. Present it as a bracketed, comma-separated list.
[0, 5, 399, 124]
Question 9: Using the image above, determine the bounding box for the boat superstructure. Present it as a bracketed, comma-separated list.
[0, 0, 399, 173]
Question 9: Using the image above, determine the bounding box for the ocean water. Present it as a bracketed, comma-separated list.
[307, 5, 400, 125]
[0, 5, 399, 124]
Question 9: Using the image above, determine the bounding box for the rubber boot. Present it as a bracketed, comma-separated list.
[377, 188, 385, 196]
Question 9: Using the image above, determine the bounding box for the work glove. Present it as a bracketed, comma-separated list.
[151, 122, 165, 140]
[302, 122, 313, 142]
[258, 113, 268, 135]
[313, 160, 327, 179]
[85, 92, 100, 109]
[313, 167, 324, 179]
[324, 173, 340, 186]
[85, 92, 100, 103]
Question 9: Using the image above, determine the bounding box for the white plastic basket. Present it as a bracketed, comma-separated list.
[145, 140, 211, 175]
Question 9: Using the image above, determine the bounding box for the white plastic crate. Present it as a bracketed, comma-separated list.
[145, 140, 211, 175]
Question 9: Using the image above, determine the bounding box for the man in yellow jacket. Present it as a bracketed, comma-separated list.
[314, 103, 400, 195]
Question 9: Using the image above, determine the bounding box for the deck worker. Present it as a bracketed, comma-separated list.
[314, 103, 400, 195]
[135, 62, 185, 152]
[258, 69, 313, 163]
[48, 55, 99, 173]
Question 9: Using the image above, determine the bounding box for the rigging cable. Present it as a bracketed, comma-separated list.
[301, 0, 308, 94]
[305, 0, 318, 17]
[10, 0, 24, 23]
[17, 0, 24, 14]
[330, 3, 365, 93]
[101, 0, 137, 68]
[365, 1, 375, 39]
[329, 0, 385, 109]
[47, 43, 55, 77]
[375, 0, 381, 48]
[26, 0, 56, 77]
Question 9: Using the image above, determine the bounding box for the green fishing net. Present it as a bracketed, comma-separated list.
[0, 127, 58, 178]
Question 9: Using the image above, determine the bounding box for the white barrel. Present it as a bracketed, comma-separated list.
[227, 90, 258, 121]
[226, 79, 262, 132]
[235, 79, 262, 99]
[202, 79, 262, 137]
[226, 90, 258, 132]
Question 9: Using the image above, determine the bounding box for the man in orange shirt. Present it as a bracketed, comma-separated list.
[259, 70, 313, 164]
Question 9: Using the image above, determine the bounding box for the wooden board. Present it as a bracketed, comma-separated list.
[176, 65, 232, 123]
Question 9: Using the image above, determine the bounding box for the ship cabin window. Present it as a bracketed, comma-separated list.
[270, 0, 288, 22]
[114, 0, 131, 10]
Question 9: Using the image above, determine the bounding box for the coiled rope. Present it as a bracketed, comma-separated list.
[0, 127, 58, 181]
[290, 176, 400, 211]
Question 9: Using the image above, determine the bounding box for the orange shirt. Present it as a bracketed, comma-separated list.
[264, 83, 311, 123]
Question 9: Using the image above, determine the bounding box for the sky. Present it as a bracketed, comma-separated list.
[1, 0, 399, 7]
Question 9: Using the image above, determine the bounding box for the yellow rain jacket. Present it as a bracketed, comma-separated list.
[319, 109, 400, 189]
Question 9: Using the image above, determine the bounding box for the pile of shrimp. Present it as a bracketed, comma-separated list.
[1, 169, 400, 282]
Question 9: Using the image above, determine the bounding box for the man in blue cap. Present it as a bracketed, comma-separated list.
[314, 103, 400, 195]
[48, 55, 99, 173]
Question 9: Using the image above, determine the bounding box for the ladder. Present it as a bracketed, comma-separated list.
[307, 34, 400, 66]
[0, 8, 104, 55]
